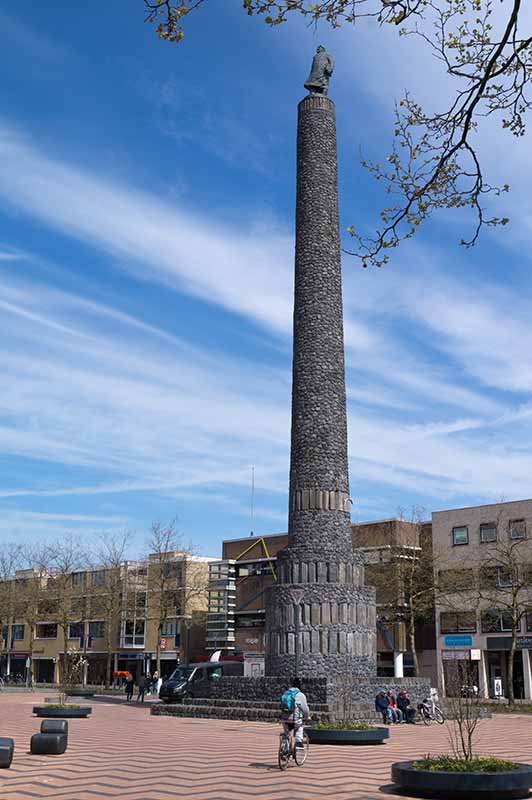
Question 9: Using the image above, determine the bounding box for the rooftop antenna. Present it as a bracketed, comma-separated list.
[250, 466, 255, 537]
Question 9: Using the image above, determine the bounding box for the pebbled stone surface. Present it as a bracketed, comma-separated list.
[265, 94, 376, 679]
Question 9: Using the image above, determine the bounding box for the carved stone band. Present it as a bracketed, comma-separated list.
[291, 488, 352, 512]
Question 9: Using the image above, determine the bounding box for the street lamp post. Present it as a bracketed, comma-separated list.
[176, 615, 193, 666]
[288, 589, 305, 679]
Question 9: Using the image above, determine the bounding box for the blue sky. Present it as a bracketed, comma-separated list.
[2, 2, 532, 556]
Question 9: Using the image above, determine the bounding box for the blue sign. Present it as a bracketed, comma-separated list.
[444, 635, 473, 647]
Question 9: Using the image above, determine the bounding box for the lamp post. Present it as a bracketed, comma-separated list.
[177, 615, 193, 666]
[288, 589, 305, 679]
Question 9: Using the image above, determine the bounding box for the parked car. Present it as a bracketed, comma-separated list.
[159, 661, 243, 704]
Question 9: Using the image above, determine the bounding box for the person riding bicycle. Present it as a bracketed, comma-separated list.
[280, 678, 310, 749]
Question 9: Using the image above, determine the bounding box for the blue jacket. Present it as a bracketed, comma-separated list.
[375, 694, 390, 712]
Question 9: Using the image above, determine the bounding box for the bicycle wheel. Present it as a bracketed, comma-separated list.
[294, 733, 309, 766]
[278, 735, 290, 771]
[421, 707, 431, 725]
[434, 707, 445, 725]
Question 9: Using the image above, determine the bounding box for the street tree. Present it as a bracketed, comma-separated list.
[93, 531, 132, 688]
[0, 543, 23, 665]
[144, 0, 532, 266]
[146, 519, 208, 675]
[472, 522, 532, 705]
[366, 508, 436, 676]
[45, 535, 90, 688]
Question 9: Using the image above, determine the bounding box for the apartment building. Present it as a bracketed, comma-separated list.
[206, 520, 437, 684]
[433, 499, 532, 699]
[0, 553, 210, 685]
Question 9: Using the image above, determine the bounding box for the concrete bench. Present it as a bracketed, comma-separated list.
[0, 738, 14, 768]
[30, 733, 67, 755]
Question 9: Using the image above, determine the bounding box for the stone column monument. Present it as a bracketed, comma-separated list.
[265, 49, 376, 679]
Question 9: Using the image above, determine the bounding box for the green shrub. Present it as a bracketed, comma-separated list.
[413, 755, 519, 773]
[43, 704, 83, 710]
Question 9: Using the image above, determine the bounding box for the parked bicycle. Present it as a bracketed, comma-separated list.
[417, 695, 445, 725]
[278, 722, 310, 770]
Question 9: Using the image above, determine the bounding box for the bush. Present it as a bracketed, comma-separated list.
[413, 755, 519, 773]
[44, 704, 83, 710]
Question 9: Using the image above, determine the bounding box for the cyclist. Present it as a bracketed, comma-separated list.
[280, 678, 310, 749]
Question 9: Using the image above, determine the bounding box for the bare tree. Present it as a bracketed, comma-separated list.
[144, 0, 531, 266]
[16, 543, 52, 683]
[366, 508, 436, 676]
[45, 535, 90, 689]
[94, 531, 132, 688]
[472, 522, 532, 706]
[0, 543, 23, 664]
[445, 660, 484, 761]
[146, 519, 208, 675]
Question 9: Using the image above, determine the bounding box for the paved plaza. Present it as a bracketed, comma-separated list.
[0, 693, 530, 800]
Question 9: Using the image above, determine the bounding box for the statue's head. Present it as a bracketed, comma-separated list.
[317, 45, 325, 53]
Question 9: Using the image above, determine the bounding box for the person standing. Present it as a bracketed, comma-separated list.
[125, 673, 134, 702]
[137, 673, 147, 703]
[152, 670, 159, 695]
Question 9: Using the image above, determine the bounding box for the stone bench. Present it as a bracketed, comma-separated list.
[0, 738, 14, 768]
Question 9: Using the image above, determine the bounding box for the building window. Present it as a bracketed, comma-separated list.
[510, 519, 526, 540]
[235, 614, 266, 628]
[68, 622, 83, 639]
[71, 572, 86, 588]
[235, 562, 275, 578]
[35, 623, 57, 639]
[11, 624, 24, 641]
[88, 621, 105, 639]
[452, 526, 468, 546]
[91, 570, 106, 587]
[526, 611, 532, 633]
[481, 609, 514, 633]
[438, 568, 474, 592]
[480, 566, 514, 589]
[123, 620, 145, 647]
[440, 612, 477, 634]
[161, 619, 177, 637]
[480, 523, 497, 544]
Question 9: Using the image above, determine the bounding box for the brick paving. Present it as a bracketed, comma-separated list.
[0, 692, 530, 800]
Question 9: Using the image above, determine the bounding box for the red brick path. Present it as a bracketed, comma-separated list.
[0, 693, 530, 800]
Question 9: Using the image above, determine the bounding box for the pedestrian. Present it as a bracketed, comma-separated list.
[137, 673, 147, 703]
[387, 690, 403, 723]
[397, 690, 416, 724]
[125, 673, 134, 702]
[152, 670, 159, 695]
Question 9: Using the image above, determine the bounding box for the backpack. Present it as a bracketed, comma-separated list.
[280, 688, 298, 714]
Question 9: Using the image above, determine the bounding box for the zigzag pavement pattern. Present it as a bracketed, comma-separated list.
[0, 693, 529, 800]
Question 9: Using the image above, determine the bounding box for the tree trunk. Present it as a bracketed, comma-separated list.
[106, 649, 112, 689]
[409, 605, 420, 677]
[508, 633, 517, 705]
[156, 627, 161, 676]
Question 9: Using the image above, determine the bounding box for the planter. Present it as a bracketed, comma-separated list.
[391, 760, 532, 799]
[65, 690, 95, 698]
[305, 727, 389, 745]
[33, 706, 92, 719]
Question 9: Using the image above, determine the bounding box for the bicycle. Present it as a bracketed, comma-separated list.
[418, 696, 445, 725]
[278, 722, 310, 770]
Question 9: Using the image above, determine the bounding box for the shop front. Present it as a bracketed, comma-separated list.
[34, 658, 55, 684]
[485, 636, 532, 700]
